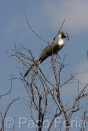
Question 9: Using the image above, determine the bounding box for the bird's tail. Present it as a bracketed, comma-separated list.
[24, 59, 39, 77]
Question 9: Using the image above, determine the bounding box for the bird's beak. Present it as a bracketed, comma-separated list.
[64, 35, 66, 38]
[63, 35, 66, 38]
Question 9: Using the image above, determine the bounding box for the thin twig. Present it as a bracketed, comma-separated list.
[23, 11, 48, 44]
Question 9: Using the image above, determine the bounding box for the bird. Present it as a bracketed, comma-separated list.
[24, 31, 66, 77]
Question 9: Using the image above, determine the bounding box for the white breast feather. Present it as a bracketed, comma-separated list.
[58, 39, 64, 48]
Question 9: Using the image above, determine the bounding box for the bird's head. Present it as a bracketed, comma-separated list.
[57, 31, 66, 48]
[58, 31, 66, 39]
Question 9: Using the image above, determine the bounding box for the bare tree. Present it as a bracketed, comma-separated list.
[2, 13, 88, 131]
[8, 43, 88, 131]
[0, 76, 26, 131]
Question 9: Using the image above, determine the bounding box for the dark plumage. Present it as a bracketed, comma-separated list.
[38, 42, 60, 63]
[24, 31, 66, 77]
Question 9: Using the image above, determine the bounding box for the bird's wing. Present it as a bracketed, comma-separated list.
[38, 42, 60, 63]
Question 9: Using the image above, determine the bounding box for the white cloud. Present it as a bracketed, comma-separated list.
[3, 1, 88, 38]
[42, 0, 88, 33]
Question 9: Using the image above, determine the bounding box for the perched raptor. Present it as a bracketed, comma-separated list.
[24, 31, 66, 77]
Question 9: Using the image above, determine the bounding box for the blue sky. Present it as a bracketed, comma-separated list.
[0, 0, 88, 131]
